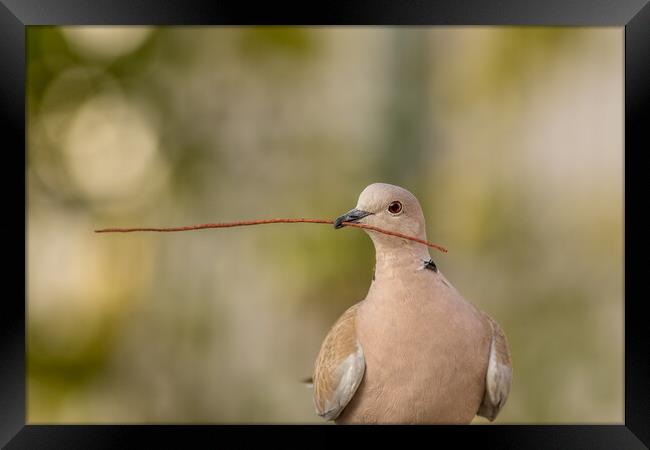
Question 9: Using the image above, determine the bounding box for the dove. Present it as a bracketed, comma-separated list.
[311, 182, 512, 424]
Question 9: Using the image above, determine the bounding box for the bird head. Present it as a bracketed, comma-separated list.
[334, 183, 428, 247]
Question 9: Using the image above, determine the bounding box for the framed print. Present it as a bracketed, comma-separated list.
[3, 0, 649, 447]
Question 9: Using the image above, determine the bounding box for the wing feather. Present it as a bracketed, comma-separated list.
[477, 314, 512, 421]
[312, 303, 365, 421]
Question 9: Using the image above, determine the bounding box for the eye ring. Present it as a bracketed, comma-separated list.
[387, 201, 403, 215]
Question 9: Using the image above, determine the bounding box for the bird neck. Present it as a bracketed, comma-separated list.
[372, 241, 432, 280]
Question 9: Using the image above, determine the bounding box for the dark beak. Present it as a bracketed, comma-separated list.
[334, 208, 373, 229]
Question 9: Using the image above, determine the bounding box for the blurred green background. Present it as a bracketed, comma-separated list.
[26, 26, 623, 423]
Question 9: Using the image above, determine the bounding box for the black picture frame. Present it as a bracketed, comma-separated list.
[3, 0, 649, 448]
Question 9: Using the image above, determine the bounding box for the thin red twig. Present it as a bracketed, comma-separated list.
[95, 218, 448, 253]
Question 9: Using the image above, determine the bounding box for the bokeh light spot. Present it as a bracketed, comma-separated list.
[63, 27, 152, 61]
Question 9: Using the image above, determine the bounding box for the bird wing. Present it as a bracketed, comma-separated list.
[477, 314, 512, 421]
[312, 302, 365, 421]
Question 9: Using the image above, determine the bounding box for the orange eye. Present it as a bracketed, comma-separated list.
[388, 201, 402, 214]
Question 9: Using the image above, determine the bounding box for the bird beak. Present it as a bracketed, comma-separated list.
[334, 208, 373, 229]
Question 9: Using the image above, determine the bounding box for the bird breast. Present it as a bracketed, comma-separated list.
[338, 273, 491, 424]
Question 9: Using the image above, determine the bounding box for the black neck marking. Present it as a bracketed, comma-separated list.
[423, 259, 438, 272]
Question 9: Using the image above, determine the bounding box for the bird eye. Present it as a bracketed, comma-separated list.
[388, 201, 402, 215]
